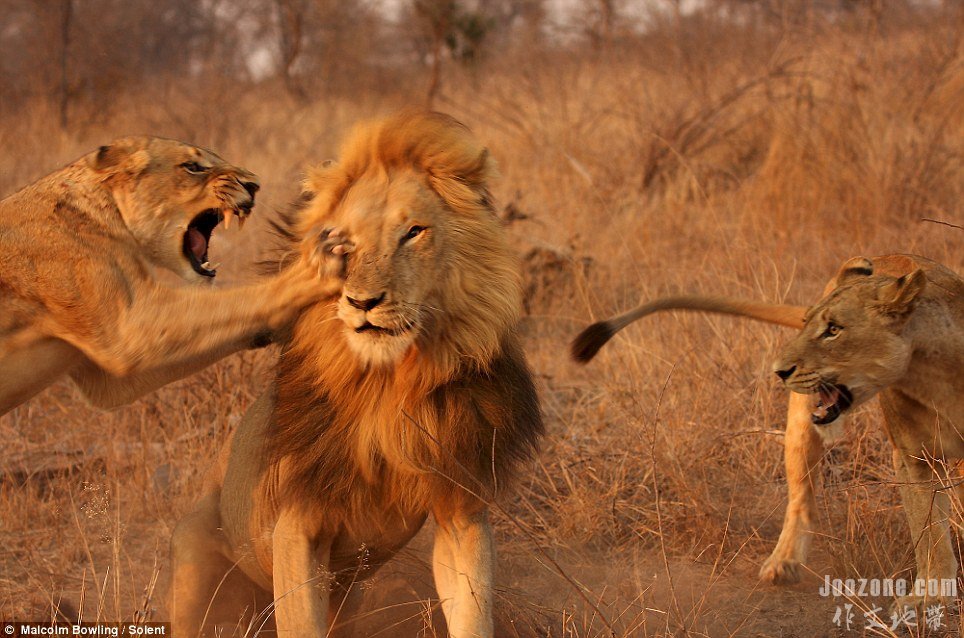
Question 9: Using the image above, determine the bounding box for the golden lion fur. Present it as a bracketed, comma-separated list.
[171, 111, 543, 637]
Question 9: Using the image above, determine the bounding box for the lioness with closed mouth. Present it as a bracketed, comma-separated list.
[573, 254, 963, 608]
[0, 136, 345, 415]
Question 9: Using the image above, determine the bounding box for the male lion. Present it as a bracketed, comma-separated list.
[170, 112, 543, 637]
[0, 136, 343, 415]
[572, 254, 963, 605]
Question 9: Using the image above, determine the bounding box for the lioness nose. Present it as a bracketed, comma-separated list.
[346, 292, 385, 312]
[242, 181, 260, 198]
[775, 365, 797, 381]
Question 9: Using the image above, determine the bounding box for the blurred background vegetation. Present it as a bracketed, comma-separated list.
[1, 1, 962, 634]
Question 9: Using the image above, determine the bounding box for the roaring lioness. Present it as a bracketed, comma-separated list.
[170, 112, 543, 637]
[0, 136, 343, 415]
[572, 254, 963, 604]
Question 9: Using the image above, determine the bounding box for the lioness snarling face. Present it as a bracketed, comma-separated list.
[772, 261, 925, 427]
[94, 137, 259, 281]
[571, 254, 964, 609]
[170, 112, 542, 638]
[0, 136, 344, 415]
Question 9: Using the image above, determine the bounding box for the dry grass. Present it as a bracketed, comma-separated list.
[1, 11, 963, 637]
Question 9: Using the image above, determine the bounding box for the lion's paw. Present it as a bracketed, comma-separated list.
[759, 556, 804, 585]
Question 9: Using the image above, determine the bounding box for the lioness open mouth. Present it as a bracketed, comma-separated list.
[811, 384, 853, 425]
[183, 209, 224, 277]
[355, 322, 411, 337]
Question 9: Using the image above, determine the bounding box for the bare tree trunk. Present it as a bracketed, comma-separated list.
[59, 0, 72, 130]
[276, 0, 306, 101]
[414, 0, 454, 108]
[426, 32, 443, 108]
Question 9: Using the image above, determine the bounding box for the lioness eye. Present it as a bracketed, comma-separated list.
[180, 161, 208, 174]
[823, 322, 842, 338]
[400, 225, 426, 244]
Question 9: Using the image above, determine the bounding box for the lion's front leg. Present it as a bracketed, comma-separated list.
[432, 506, 494, 638]
[170, 491, 236, 637]
[760, 391, 826, 585]
[272, 509, 331, 638]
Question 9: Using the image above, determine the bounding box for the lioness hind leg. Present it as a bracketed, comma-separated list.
[171, 492, 264, 637]
[760, 391, 827, 585]
[894, 449, 957, 611]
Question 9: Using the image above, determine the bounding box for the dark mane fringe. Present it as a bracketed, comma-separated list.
[268, 325, 544, 525]
[256, 192, 313, 276]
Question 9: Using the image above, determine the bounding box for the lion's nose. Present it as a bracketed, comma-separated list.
[775, 365, 797, 381]
[242, 181, 260, 198]
[346, 292, 385, 312]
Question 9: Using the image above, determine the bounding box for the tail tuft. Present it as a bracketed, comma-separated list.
[570, 321, 615, 363]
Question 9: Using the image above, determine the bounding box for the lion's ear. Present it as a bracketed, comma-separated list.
[90, 139, 150, 176]
[875, 268, 926, 318]
[835, 256, 874, 285]
[464, 149, 497, 186]
[429, 149, 498, 212]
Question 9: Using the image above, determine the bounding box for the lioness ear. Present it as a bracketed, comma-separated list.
[835, 256, 874, 285]
[876, 268, 926, 317]
[89, 140, 150, 176]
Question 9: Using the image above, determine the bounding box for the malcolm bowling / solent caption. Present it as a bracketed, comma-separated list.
[4, 624, 167, 637]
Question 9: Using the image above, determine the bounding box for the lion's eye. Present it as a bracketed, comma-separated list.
[823, 322, 842, 339]
[180, 161, 208, 174]
[400, 225, 427, 244]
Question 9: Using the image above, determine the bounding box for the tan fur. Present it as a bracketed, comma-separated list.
[0, 137, 344, 415]
[170, 112, 543, 638]
[572, 254, 964, 607]
[765, 255, 963, 610]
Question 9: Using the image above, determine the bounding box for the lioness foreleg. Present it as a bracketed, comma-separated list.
[71, 341, 248, 409]
[432, 507, 494, 638]
[90, 262, 336, 377]
[65, 234, 350, 404]
[760, 391, 826, 584]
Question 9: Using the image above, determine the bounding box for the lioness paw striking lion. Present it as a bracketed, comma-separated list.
[572, 254, 964, 607]
[0, 136, 346, 415]
[170, 111, 543, 638]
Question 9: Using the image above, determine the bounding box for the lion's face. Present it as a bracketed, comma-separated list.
[90, 136, 259, 282]
[322, 169, 451, 366]
[772, 269, 926, 426]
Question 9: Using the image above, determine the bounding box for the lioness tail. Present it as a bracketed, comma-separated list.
[571, 296, 807, 363]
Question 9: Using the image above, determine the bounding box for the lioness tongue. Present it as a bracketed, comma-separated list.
[187, 227, 207, 259]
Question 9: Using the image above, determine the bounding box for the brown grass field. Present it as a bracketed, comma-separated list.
[1, 6, 962, 637]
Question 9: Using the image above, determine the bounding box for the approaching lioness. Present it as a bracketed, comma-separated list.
[572, 254, 964, 603]
[170, 112, 543, 637]
[0, 136, 343, 415]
